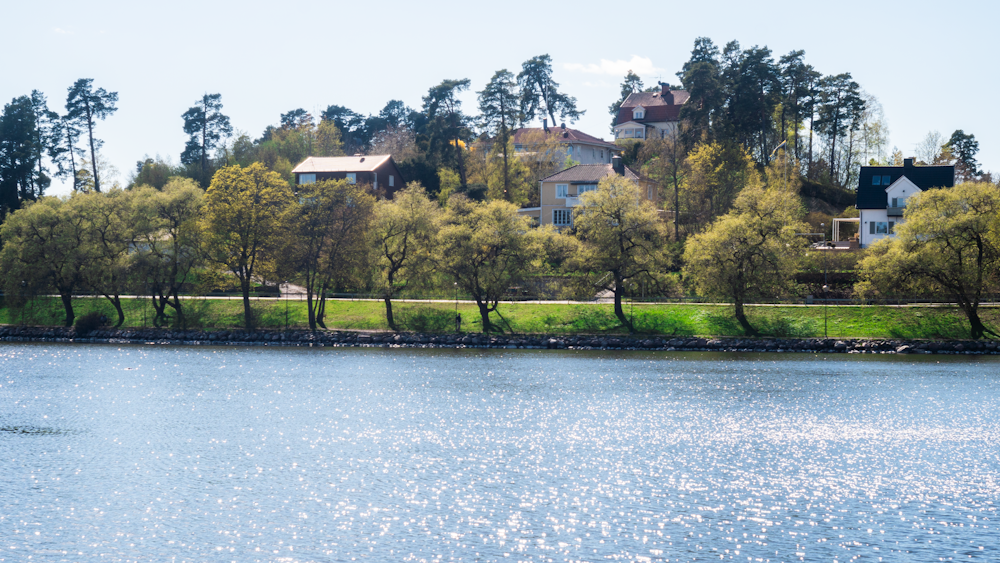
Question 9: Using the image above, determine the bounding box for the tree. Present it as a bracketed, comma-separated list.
[131, 179, 204, 327]
[517, 54, 584, 126]
[678, 39, 724, 146]
[945, 130, 981, 182]
[814, 73, 865, 184]
[314, 119, 345, 157]
[202, 163, 292, 329]
[0, 96, 38, 216]
[857, 182, 1000, 339]
[65, 79, 118, 193]
[370, 125, 418, 161]
[280, 179, 374, 331]
[77, 189, 134, 327]
[609, 70, 644, 128]
[422, 79, 472, 187]
[368, 183, 440, 330]
[572, 175, 670, 332]
[481, 137, 533, 206]
[915, 130, 946, 165]
[181, 93, 233, 186]
[0, 197, 88, 326]
[321, 105, 367, 154]
[130, 155, 175, 189]
[683, 157, 807, 335]
[682, 141, 758, 226]
[478, 69, 523, 200]
[436, 196, 546, 333]
[717, 43, 782, 164]
[778, 50, 820, 162]
[638, 129, 686, 240]
[280, 108, 312, 130]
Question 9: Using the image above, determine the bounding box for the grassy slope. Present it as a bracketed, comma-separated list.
[2, 296, 997, 339]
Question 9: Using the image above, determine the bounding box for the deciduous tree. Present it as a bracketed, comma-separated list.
[856, 182, 1000, 339]
[436, 196, 546, 333]
[683, 157, 807, 335]
[368, 183, 440, 330]
[202, 163, 292, 329]
[572, 175, 670, 332]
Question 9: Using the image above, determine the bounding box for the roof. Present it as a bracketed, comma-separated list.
[541, 164, 641, 184]
[613, 90, 689, 127]
[292, 155, 393, 174]
[512, 127, 618, 150]
[855, 162, 955, 209]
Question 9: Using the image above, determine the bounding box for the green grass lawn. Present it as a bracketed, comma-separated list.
[2, 295, 997, 339]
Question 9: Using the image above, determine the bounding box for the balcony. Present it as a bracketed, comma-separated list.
[887, 206, 905, 217]
[564, 196, 581, 207]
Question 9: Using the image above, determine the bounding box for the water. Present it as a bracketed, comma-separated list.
[1, 344, 998, 562]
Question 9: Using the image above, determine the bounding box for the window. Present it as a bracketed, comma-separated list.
[883, 175, 892, 185]
[553, 209, 572, 226]
[871, 222, 890, 234]
[298, 173, 316, 185]
[373, 172, 377, 189]
[634, 128, 644, 139]
[555, 184, 568, 198]
[872, 176, 881, 186]
[345, 172, 356, 184]
[389, 175, 394, 187]
[633, 108, 645, 119]
[567, 145, 573, 155]
[600, 150, 604, 159]
[577, 184, 597, 195]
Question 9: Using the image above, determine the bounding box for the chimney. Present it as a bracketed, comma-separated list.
[659, 81, 674, 105]
[611, 155, 624, 176]
[560, 122, 566, 130]
[543, 118, 549, 132]
[904, 157, 914, 168]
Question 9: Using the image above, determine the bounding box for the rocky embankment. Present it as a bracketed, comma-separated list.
[1, 325, 997, 354]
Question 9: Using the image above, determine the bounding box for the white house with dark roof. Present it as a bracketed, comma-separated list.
[517, 156, 658, 228]
[855, 158, 955, 248]
[613, 83, 690, 140]
[292, 155, 403, 197]
[512, 122, 620, 165]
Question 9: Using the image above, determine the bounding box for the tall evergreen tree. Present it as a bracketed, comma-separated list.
[814, 73, 865, 183]
[945, 130, 981, 182]
[181, 93, 232, 186]
[422, 79, 472, 187]
[517, 54, 584, 126]
[608, 70, 644, 128]
[778, 50, 820, 162]
[478, 69, 523, 200]
[65, 79, 118, 192]
[0, 96, 38, 215]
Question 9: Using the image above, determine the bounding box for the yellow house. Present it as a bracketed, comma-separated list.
[518, 156, 659, 228]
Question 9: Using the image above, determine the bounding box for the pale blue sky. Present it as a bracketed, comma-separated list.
[4, 0, 996, 195]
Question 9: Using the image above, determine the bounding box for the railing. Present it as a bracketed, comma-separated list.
[887, 206, 905, 216]
[563, 196, 581, 207]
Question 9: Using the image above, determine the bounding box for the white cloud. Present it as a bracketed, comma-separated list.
[564, 55, 661, 77]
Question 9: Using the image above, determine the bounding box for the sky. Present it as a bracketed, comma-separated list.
[3, 0, 997, 196]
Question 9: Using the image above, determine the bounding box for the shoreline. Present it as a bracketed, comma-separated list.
[2, 325, 998, 355]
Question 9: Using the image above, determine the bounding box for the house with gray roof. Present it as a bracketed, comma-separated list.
[292, 155, 403, 197]
[856, 158, 955, 248]
[518, 156, 658, 228]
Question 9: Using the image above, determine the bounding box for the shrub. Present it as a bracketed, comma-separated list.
[74, 311, 105, 336]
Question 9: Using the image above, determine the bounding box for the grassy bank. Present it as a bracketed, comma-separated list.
[1, 296, 997, 340]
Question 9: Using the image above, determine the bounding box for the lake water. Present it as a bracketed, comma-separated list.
[1, 344, 998, 562]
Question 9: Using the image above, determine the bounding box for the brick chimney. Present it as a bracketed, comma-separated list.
[611, 155, 624, 176]
[659, 82, 674, 105]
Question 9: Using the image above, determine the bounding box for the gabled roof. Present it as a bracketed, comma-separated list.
[856, 162, 955, 209]
[512, 127, 618, 149]
[292, 155, 393, 174]
[613, 89, 690, 127]
[541, 164, 641, 184]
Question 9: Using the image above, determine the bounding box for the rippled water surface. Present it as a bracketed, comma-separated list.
[1, 344, 999, 562]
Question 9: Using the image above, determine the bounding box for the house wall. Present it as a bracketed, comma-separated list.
[294, 162, 402, 198]
[566, 143, 614, 164]
[534, 177, 659, 228]
[859, 209, 894, 248]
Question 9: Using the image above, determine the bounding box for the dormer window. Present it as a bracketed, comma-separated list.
[632, 106, 645, 120]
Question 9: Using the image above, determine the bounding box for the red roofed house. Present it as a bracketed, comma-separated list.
[512, 122, 620, 165]
[291, 155, 403, 198]
[613, 82, 690, 141]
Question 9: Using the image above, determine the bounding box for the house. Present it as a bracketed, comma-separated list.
[518, 155, 658, 228]
[291, 155, 403, 197]
[612, 82, 690, 141]
[856, 158, 955, 248]
[512, 122, 620, 165]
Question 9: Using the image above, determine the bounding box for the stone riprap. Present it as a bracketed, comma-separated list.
[1, 325, 998, 354]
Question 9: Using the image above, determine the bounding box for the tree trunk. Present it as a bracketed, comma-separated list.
[612, 277, 634, 333]
[151, 294, 168, 327]
[734, 300, 757, 336]
[306, 290, 317, 331]
[385, 297, 396, 331]
[60, 291, 75, 327]
[476, 299, 492, 334]
[86, 104, 100, 193]
[241, 276, 254, 330]
[104, 294, 125, 327]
